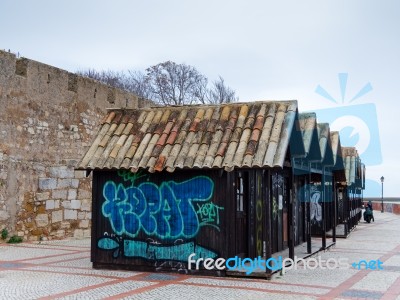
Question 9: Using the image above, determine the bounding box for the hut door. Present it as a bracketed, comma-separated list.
[235, 171, 248, 258]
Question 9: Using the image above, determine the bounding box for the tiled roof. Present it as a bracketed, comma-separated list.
[317, 123, 334, 166]
[78, 101, 298, 172]
[330, 131, 344, 169]
[342, 147, 359, 185]
[298, 113, 321, 161]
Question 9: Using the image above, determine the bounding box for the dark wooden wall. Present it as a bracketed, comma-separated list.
[90, 167, 306, 274]
[91, 169, 231, 272]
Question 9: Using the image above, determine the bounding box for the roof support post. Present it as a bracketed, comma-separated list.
[332, 180, 337, 244]
[307, 163, 312, 254]
[321, 166, 327, 250]
[288, 160, 295, 260]
[265, 169, 272, 274]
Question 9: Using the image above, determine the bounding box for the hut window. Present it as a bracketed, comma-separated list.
[236, 172, 245, 212]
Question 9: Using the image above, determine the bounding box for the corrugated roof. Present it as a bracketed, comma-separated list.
[78, 101, 298, 172]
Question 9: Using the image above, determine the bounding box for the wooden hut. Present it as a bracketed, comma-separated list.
[77, 101, 314, 276]
[339, 147, 365, 235]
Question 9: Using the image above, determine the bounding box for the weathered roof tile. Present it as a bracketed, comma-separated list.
[78, 101, 299, 172]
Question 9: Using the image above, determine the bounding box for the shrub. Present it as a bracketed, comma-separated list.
[7, 235, 23, 244]
[1, 228, 8, 240]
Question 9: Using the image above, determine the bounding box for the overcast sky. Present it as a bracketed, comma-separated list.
[1, 0, 399, 197]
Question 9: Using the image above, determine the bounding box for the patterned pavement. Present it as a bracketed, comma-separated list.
[1, 212, 400, 299]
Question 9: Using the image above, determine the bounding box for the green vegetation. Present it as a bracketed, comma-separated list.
[7, 235, 23, 244]
[1, 228, 8, 240]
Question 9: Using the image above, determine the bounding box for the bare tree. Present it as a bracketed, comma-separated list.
[77, 69, 126, 89]
[77, 62, 238, 105]
[126, 70, 152, 100]
[145, 61, 208, 105]
[207, 76, 238, 104]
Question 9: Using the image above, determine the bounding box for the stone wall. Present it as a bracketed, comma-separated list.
[0, 50, 147, 240]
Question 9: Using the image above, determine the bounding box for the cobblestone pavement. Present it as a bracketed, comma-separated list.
[1, 212, 399, 299]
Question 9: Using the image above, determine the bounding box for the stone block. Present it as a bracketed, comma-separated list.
[78, 189, 91, 200]
[61, 200, 71, 209]
[36, 192, 50, 201]
[68, 189, 77, 200]
[39, 178, 57, 190]
[70, 200, 81, 209]
[71, 179, 79, 188]
[51, 229, 65, 238]
[79, 219, 89, 228]
[37, 205, 46, 214]
[31, 228, 43, 236]
[74, 170, 86, 179]
[52, 190, 67, 200]
[0, 210, 9, 221]
[51, 210, 63, 223]
[81, 199, 91, 211]
[86, 212, 92, 220]
[73, 229, 84, 238]
[60, 221, 71, 229]
[49, 166, 74, 179]
[78, 212, 86, 219]
[64, 209, 77, 220]
[83, 229, 91, 238]
[57, 179, 71, 188]
[35, 213, 49, 227]
[45, 200, 55, 210]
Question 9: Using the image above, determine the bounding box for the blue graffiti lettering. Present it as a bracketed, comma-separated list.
[102, 176, 220, 240]
[97, 236, 218, 263]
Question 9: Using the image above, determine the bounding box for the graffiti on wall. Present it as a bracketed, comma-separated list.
[310, 185, 322, 224]
[272, 174, 283, 220]
[102, 176, 222, 239]
[196, 202, 224, 230]
[255, 175, 263, 257]
[98, 235, 218, 262]
[98, 174, 223, 265]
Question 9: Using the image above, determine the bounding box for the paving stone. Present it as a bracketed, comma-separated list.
[0, 213, 399, 299]
[341, 289, 383, 299]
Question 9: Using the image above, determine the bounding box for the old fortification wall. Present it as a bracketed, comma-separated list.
[0, 50, 145, 240]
